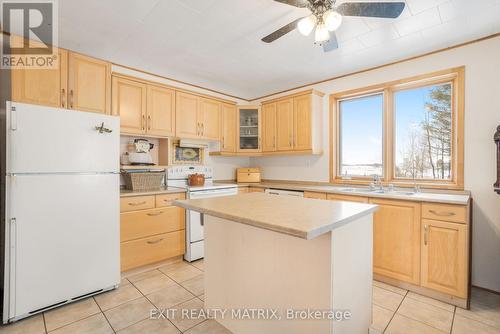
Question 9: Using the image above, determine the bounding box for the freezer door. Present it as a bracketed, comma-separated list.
[6, 102, 119, 173]
[4, 174, 120, 320]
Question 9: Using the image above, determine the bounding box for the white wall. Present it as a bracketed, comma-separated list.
[251, 36, 500, 292]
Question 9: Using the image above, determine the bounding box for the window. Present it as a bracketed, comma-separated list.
[338, 94, 384, 177]
[394, 83, 452, 180]
[330, 67, 464, 188]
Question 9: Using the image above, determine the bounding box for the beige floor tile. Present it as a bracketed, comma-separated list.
[373, 281, 408, 296]
[168, 298, 205, 332]
[371, 304, 394, 333]
[184, 320, 231, 334]
[397, 296, 453, 332]
[373, 286, 405, 311]
[127, 270, 164, 283]
[180, 275, 204, 296]
[120, 277, 131, 286]
[133, 275, 177, 295]
[198, 294, 205, 301]
[48, 313, 112, 334]
[452, 314, 500, 334]
[159, 264, 203, 283]
[405, 292, 455, 312]
[190, 260, 204, 271]
[147, 284, 196, 309]
[94, 284, 142, 311]
[0, 314, 46, 334]
[44, 298, 100, 332]
[472, 288, 500, 308]
[455, 300, 500, 329]
[104, 297, 155, 332]
[385, 314, 445, 334]
[369, 327, 383, 334]
[117, 318, 180, 334]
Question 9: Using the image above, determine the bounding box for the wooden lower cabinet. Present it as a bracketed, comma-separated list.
[121, 231, 185, 272]
[248, 187, 265, 193]
[421, 219, 468, 298]
[120, 193, 186, 271]
[304, 191, 327, 200]
[370, 198, 421, 285]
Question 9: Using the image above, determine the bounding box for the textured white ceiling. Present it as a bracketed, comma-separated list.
[58, 0, 500, 99]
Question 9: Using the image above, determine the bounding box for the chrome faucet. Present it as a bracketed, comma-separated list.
[373, 175, 383, 191]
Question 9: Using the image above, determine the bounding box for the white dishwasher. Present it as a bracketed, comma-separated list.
[265, 188, 304, 197]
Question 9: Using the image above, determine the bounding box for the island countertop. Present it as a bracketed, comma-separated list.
[173, 193, 378, 240]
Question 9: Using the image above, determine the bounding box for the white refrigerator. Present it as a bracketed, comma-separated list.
[2, 101, 120, 323]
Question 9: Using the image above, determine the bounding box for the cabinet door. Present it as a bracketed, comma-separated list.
[221, 103, 237, 152]
[421, 219, 467, 298]
[11, 48, 68, 108]
[293, 94, 312, 150]
[68, 52, 110, 114]
[262, 103, 277, 152]
[370, 198, 421, 285]
[276, 99, 294, 151]
[112, 76, 147, 135]
[147, 85, 175, 137]
[199, 98, 220, 140]
[175, 92, 199, 139]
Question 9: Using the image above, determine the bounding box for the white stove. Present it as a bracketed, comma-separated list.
[166, 166, 238, 261]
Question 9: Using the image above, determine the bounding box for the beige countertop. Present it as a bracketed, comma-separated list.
[120, 186, 186, 197]
[173, 193, 378, 240]
[232, 182, 470, 205]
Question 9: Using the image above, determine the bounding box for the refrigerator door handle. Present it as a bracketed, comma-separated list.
[10, 106, 17, 131]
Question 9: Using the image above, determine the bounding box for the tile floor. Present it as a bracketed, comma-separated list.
[1, 259, 499, 334]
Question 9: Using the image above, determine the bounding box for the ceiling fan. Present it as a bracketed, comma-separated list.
[262, 0, 406, 52]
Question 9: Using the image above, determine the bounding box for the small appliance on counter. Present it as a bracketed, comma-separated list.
[237, 168, 261, 183]
[122, 139, 154, 166]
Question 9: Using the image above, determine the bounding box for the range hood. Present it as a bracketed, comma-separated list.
[179, 139, 209, 149]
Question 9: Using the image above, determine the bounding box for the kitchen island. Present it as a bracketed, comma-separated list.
[174, 193, 378, 334]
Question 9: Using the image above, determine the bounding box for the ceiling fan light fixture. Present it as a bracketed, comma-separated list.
[314, 24, 330, 45]
[297, 14, 317, 36]
[323, 10, 342, 31]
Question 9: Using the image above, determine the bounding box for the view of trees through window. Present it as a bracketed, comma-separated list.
[394, 83, 453, 180]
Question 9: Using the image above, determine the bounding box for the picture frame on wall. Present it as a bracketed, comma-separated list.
[172, 143, 204, 165]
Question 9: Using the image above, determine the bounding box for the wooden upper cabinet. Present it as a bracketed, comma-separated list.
[262, 103, 277, 152]
[293, 94, 312, 150]
[199, 98, 220, 141]
[370, 198, 421, 285]
[176, 92, 199, 139]
[147, 85, 175, 137]
[276, 98, 294, 151]
[221, 103, 237, 152]
[112, 76, 147, 135]
[68, 52, 111, 114]
[421, 219, 467, 298]
[11, 47, 68, 108]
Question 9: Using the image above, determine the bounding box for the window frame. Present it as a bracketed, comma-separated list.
[329, 67, 465, 190]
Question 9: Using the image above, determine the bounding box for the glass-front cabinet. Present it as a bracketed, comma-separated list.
[237, 106, 261, 152]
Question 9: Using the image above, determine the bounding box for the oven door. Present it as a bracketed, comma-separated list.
[187, 188, 238, 242]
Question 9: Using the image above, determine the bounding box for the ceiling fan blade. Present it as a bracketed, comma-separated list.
[261, 17, 304, 43]
[336, 2, 405, 18]
[273, 0, 309, 7]
[323, 32, 339, 52]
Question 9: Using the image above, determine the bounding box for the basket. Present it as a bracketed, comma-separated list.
[121, 170, 164, 191]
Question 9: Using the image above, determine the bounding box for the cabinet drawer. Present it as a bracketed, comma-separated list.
[237, 172, 261, 183]
[238, 187, 249, 193]
[121, 230, 185, 271]
[327, 194, 369, 203]
[121, 207, 185, 242]
[248, 187, 265, 193]
[422, 203, 467, 223]
[156, 193, 186, 208]
[120, 196, 155, 212]
[304, 191, 327, 200]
